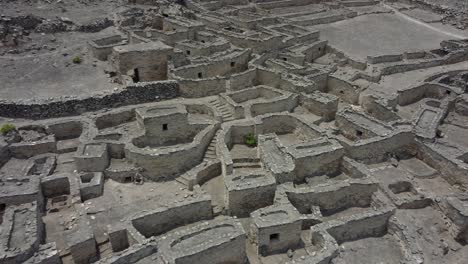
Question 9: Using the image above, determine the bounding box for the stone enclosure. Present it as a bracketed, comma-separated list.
[1, 0, 468, 263]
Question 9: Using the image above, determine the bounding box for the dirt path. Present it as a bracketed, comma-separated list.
[383, 3, 468, 39]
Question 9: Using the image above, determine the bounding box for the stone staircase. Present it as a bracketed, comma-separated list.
[208, 98, 235, 122]
[203, 131, 218, 161]
[202, 130, 222, 162]
[176, 130, 221, 188]
[232, 158, 262, 170]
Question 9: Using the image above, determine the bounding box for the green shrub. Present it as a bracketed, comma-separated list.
[72, 56, 82, 64]
[245, 133, 257, 147]
[0, 123, 16, 135]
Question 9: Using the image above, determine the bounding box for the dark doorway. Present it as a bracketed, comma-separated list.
[270, 233, 280, 242]
[0, 204, 5, 225]
[133, 68, 140, 83]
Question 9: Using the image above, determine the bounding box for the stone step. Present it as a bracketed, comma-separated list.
[233, 158, 260, 163]
[206, 147, 216, 152]
[208, 145, 216, 151]
[205, 150, 216, 155]
[176, 175, 189, 185]
[204, 154, 218, 159]
[205, 149, 216, 155]
[232, 162, 262, 169]
[203, 156, 218, 162]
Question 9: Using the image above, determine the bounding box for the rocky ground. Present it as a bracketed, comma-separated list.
[2, 0, 466, 57]
[401, 0, 468, 29]
[0, 0, 188, 55]
[0, 0, 190, 101]
[0, 0, 127, 55]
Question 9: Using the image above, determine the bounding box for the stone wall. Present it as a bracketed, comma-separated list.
[327, 75, 360, 105]
[286, 181, 378, 215]
[131, 196, 213, 238]
[326, 210, 393, 244]
[125, 124, 218, 181]
[0, 81, 179, 119]
[230, 68, 258, 91]
[346, 131, 414, 163]
[170, 49, 251, 79]
[178, 77, 227, 97]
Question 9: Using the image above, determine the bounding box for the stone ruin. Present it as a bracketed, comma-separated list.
[1, 0, 468, 263]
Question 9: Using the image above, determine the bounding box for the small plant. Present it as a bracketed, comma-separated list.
[0, 123, 16, 135]
[245, 133, 257, 147]
[72, 56, 82, 64]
